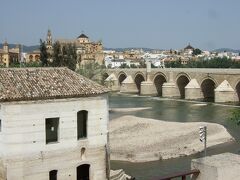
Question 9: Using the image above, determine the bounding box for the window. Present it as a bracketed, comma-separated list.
[46, 118, 59, 144]
[77, 111, 88, 139]
[49, 170, 57, 180]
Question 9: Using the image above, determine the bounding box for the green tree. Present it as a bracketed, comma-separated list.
[119, 63, 130, 68]
[66, 44, 77, 71]
[52, 41, 62, 67]
[76, 62, 106, 84]
[230, 109, 240, 125]
[40, 39, 48, 66]
[192, 48, 202, 56]
[130, 64, 138, 68]
[165, 58, 182, 68]
[52, 42, 77, 70]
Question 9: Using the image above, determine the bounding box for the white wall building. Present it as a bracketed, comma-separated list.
[0, 67, 109, 180]
[142, 53, 166, 68]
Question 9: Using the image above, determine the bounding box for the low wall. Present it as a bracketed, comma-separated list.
[191, 153, 240, 180]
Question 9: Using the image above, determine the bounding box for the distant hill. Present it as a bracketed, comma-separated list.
[0, 44, 39, 53]
[212, 48, 240, 53]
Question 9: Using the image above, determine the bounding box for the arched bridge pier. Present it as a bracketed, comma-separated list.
[104, 68, 240, 103]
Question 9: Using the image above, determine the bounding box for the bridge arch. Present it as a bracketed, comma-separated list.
[118, 72, 127, 85]
[201, 77, 217, 102]
[176, 73, 191, 99]
[236, 80, 240, 102]
[153, 72, 167, 96]
[134, 72, 145, 94]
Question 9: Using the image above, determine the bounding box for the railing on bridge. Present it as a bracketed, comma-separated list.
[150, 169, 200, 180]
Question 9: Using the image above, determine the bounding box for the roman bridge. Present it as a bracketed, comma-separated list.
[103, 68, 240, 103]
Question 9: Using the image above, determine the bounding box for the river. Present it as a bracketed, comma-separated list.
[109, 93, 240, 180]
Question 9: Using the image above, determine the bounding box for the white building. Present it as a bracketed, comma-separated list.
[0, 67, 109, 180]
[142, 53, 166, 68]
[108, 59, 126, 68]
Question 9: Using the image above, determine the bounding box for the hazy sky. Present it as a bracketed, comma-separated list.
[1, 0, 240, 50]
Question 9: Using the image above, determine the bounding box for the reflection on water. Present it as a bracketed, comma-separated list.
[109, 93, 240, 180]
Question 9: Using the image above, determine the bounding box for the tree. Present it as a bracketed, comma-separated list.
[230, 109, 240, 125]
[40, 39, 48, 66]
[66, 44, 77, 71]
[52, 42, 77, 71]
[119, 63, 130, 68]
[130, 64, 138, 68]
[52, 41, 62, 67]
[192, 48, 202, 56]
[76, 62, 106, 84]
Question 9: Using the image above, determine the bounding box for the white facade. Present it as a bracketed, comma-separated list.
[0, 94, 109, 180]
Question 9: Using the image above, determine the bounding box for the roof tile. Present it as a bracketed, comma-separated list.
[0, 67, 109, 102]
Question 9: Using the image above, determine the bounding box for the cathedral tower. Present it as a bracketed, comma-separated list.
[46, 29, 53, 50]
[3, 40, 9, 53]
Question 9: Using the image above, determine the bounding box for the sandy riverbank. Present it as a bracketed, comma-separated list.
[110, 107, 152, 112]
[109, 115, 234, 162]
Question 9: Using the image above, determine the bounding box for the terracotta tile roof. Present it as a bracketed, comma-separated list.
[0, 67, 109, 102]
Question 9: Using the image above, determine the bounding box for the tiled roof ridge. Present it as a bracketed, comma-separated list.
[0, 67, 109, 102]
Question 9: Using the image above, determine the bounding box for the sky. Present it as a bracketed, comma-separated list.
[1, 0, 240, 50]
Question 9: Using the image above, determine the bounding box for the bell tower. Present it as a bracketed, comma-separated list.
[3, 40, 9, 53]
[46, 29, 52, 50]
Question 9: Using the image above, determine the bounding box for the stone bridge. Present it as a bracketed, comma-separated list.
[103, 68, 240, 103]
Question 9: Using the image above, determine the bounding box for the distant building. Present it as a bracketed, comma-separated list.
[25, 50, 40, 63]
[0, 67, 109, 180]
[110, 59, 126, 68]
[123, 49, 143, 60]
[57, 33, 104, 66]
[25, 29, 52, 64]
[0, 41, 20, 67]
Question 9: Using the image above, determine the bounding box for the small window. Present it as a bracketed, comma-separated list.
[46, 118, 59, 144]
[49, 170, 57, 180]
[77, 111, 88, 139]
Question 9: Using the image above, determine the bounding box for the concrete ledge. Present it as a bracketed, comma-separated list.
[191, 153, 240, 180]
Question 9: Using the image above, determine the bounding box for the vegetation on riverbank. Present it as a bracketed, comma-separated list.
[165, 57, 240, 68]
[230, 109, 240, 125]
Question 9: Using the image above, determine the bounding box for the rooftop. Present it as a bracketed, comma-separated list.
[0, 67, 109, 102]
[77, 34, 89, 39]
[184, 43, 194, 50]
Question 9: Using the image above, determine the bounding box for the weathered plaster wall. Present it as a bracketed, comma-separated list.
[1, 94, 109, 180]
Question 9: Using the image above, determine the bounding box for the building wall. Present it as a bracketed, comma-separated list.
[25, 52, 40, 63]
[0, 94, 109, 180]
[0, 43, 20, 67]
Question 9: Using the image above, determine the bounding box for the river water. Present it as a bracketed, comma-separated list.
[109, 93, 240, 180]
